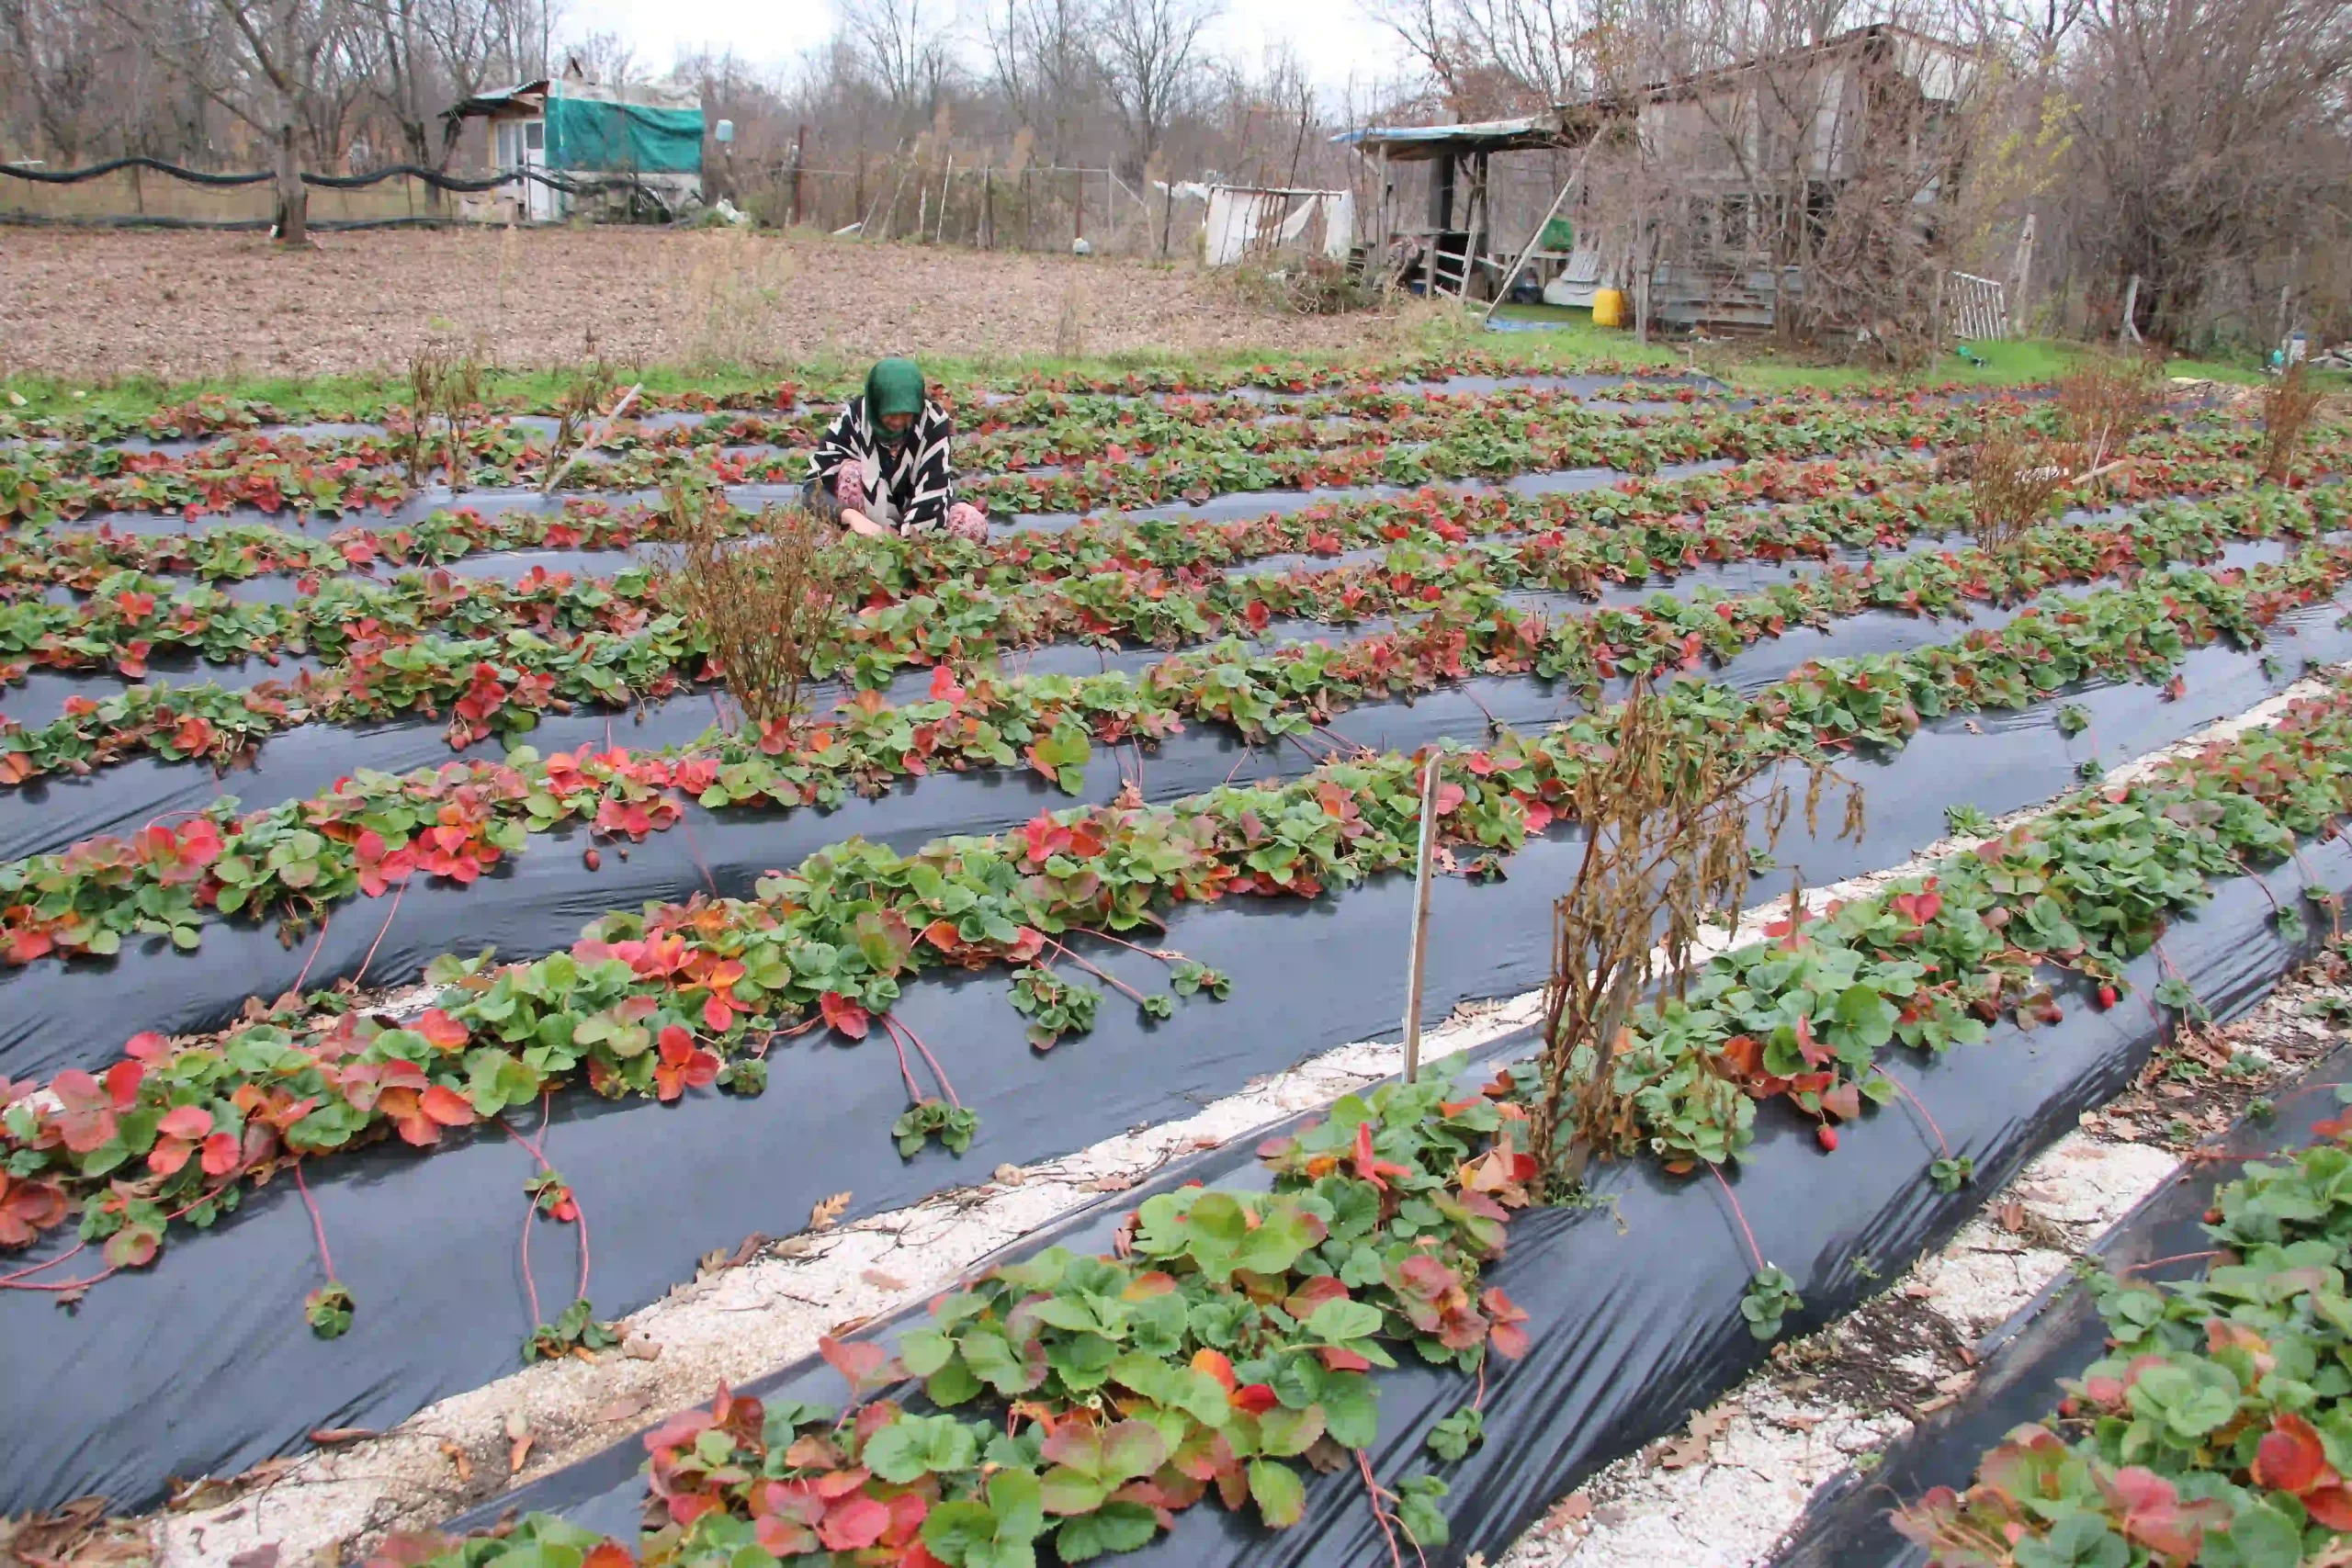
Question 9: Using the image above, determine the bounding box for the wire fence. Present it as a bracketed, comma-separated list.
[2, 157, 701, 229]
[717, 159, 1204, 257]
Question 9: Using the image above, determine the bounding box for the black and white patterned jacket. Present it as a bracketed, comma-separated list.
[807, 396, 959, 534]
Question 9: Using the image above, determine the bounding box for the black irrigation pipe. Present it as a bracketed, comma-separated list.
[0, 213, 473, 233]
[0, 156, 668, 196]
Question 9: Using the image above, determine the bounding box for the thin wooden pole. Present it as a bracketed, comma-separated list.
[1482, 141, 1597, 325]
[1400, 754, 1442, 1082]
[789, 123, 805, 226]
[543, 383, 639, 495]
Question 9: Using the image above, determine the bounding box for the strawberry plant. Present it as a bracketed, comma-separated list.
[523, 1299, 623, 1362]
[1897, 1129, 2352, 1565]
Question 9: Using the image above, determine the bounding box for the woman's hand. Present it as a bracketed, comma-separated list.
[838, 508, 889, 539]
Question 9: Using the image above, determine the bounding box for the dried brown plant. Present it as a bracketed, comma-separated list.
[656, 488, 849, 736]
[1527, 682, 1862, 1184]
[2054, 352, 2167, 468]
[2263, 363, 2325, 482]
[1967, 421, 2076, 551]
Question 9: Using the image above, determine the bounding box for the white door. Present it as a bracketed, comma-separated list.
[522, 119, 554, 221]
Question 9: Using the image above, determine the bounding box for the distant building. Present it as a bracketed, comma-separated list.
[1341, 25, 1984, 333]
[443, 59, 705, 223]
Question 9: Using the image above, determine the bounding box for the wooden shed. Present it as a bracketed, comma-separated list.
[1340, 25, 1984, 333]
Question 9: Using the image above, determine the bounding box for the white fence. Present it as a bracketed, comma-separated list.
[1948, 271, 2011, 340]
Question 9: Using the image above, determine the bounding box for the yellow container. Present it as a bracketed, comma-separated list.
[1591, 288, 1627, 328]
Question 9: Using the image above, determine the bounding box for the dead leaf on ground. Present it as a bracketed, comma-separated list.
[623, 1337, 663, 1361]
[438, 1442, 472, 1483]
[1090, 1173, 1136, 1192]
[1546, 1492, 1593, 1528]
[1656, 1403, 1735, 1469]
[1996, 1200, 2027, 1233]
[808, 1191, 851, 1231]
[594, 1393, 653, 1424]
[307, 1427, 378, 1446]
[860, 1269, 908, 1291]
[1917, 1393, 1957, 1416]
[228, 1547, 279, 1568]
[991, 1163, 1025, 1185]
[503, 1412, 533, 1476]
[0, 1498, 156, 1568]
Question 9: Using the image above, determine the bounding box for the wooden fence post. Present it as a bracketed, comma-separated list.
[1400, 755, 1442, 1083]
[789, 124, 805, 227]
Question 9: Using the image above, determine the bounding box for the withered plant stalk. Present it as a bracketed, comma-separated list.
[657, 487, 849, 735]
[1966, 419, 2076, 552]
[1527, 682, 1861, 1185]
[2054, 350, 2167, 470]
[2263, 362, 2324, 482]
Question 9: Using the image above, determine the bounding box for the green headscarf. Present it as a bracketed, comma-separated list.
[865, 358, 926, 429]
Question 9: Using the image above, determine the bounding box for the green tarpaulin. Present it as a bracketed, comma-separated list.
[546, 94, 703, 175]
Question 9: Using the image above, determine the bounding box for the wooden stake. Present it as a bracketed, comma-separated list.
[542, 383, 639, 495]
[1401, 755, 1442, 1082]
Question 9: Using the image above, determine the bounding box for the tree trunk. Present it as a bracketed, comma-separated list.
[275, 113, 308, 245]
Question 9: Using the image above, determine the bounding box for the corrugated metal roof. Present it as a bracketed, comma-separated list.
[1334, 112, 1579, 158]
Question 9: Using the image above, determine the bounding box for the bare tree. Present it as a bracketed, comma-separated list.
[2060, 0, 2350, 342]
[844, 0, 953, 130]
[1101, 0, 1217, 173]
[982, 0, 1101, 164]
[178, 0, 356, 242]
[1, 0, 114, 160]
[1372, 0, 1602, 113]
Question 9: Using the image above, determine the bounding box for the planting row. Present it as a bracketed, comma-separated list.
[10, 348, 2033, 447]
[372, 673, 2352, 1568]
[11, 407, 2309, 604]
[5, 457, 2335, 789]
[7, 419, 2309, 679]
[0, 461, 2260, 731]
[0, 563, 2331, 1517]
[1891, 1113, 2352, 1566]
[17, 383, 1713, 485]
[8, 540, 2351, 1264]
[0, 493, 2341, 972]
[0, 395, 2079, 525]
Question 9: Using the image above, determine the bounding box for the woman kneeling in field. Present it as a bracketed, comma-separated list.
[803, 357, 990, 542]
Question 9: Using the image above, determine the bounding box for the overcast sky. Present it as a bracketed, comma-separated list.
[559, 0, 1418, 99]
